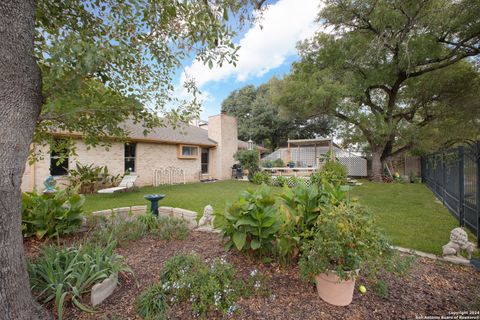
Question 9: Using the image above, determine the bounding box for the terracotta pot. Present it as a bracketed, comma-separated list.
[314, 271, 357, 306]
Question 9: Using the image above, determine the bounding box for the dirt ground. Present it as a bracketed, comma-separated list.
[25, 232, 480, 320]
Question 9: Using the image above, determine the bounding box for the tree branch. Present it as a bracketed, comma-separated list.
[334, 111, 373, 143]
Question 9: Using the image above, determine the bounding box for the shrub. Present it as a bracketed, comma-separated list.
[136, 283, 169, 320]
[137, 213, 160, 231]
[88, 215, 146, 247]
[251, 171, 271, 185]
[312, 161, 348, 186]
[272, 158, 285, 167]
[22, 189, 84, 239]
[234, 149, 260, 179]
[214, 184, 282, 254]
[275, 182, 348, 262]
[274, 176, 287, 187]
[137, 214, 189, 240]
[153, 216, 189, 241]
[298, 203, 391, 281]
[28, 239, 132, 320]
[251, 172, 264, 185]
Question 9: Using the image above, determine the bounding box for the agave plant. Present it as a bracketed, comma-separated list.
[67, 162, 121, 194]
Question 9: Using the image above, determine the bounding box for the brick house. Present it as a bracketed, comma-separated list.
[21, 113, 244, 192]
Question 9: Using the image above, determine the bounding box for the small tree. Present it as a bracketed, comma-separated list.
[234, 149, 260, 179]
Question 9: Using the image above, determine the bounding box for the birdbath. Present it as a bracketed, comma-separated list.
[144, 194, 166, 216]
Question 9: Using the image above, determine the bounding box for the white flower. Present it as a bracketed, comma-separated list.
[254, 281, 261, 289]
[227, 304, 239, 316]
[250, 269, 258, 277]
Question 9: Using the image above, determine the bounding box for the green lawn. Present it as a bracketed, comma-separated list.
[84, 180, 473, 255]
[350, 181, 473, 255]
[83, 180, 259, 215]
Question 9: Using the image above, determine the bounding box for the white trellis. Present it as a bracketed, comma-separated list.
[153, 167, 186, 186]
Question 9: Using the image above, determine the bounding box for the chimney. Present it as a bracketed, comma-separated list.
[208, 113, 238, 180]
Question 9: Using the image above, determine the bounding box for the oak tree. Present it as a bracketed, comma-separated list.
[274, 0, 480, 180]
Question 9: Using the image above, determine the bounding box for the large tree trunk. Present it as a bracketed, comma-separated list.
[371, 149, 384, 182]
[0, 1, 50, 319]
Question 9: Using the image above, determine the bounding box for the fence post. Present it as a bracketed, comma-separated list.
[458, 147, 465, 227]
[442, 151, 446, 205]
[476, 142, 480, 248]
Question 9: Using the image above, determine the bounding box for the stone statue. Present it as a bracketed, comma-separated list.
[199, 205, 214, 226]
[43, 175, 57, 194]
[442, 227, 476, 260]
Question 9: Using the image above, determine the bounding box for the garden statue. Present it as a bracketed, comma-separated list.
[43, 175, 56, 194]
[442, 227, 476, 260]
[199, 205, 214, 226]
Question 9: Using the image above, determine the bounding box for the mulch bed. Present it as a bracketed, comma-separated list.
[25, 232, 480, 320]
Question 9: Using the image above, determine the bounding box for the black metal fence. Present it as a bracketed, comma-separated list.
[421, 142, 480, 247]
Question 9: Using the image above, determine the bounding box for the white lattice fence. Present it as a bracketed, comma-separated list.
[153, 167, 186, 186]
[271, 175, 312, 187]
[337, 156, 367, 177]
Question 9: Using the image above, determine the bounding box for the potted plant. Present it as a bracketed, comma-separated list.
[287, 161, 295, 168]
[299, 203, 390, 306]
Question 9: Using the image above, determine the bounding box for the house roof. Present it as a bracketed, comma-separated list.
[120, 119, 218, 147]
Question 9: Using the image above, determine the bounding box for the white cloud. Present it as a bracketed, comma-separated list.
[180, 0, 323, 88]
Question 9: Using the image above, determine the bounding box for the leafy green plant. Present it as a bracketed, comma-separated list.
[214, 184, 282, 254]
[251, 172, 264, 185]
[251, 171, 271, 185]
[298, 203, 391, 281]
[88, 215, 146, 247]
[28, 239, 132, 320]
[68, 162, 122, 194]
[274, 176, 287, 187]
[136, 283, 169, 320]
[272, 158, 285, 167]
[234, 149, 260, 179]
[312, 161, 348, 186]
[275, 182, 349, 262]
[137, 214, 189, 240]
[137, 213, 160, 231]
[22, 189, 85, 239]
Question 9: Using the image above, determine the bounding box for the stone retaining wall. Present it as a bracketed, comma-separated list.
[90, 205, 200, 229]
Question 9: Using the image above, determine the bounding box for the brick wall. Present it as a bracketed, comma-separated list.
[22, 140, 204, 192]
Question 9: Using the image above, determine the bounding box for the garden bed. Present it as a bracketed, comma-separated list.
[25, 231, 480, 320]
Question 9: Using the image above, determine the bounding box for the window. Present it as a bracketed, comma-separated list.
[125, 143, 136, 173]
[178, 145, 199, 159]
[50, 142, 69, 176]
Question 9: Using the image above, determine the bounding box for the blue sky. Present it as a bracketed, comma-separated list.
[173, 0, 323, 119]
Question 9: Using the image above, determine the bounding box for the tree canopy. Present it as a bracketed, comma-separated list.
[221, 80, 332, 150]
[33, 0, 268, 157]
[273, 0, 480, 180]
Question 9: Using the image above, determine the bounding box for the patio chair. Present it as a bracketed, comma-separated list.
[97, 175, 138, 194]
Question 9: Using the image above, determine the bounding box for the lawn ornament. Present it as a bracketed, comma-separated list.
[43, 175, 56, 193]
[442, 227, 476, 260]
[199, 205, 214, 226]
